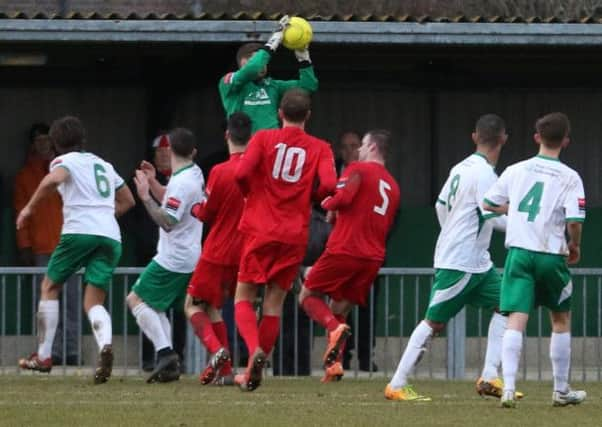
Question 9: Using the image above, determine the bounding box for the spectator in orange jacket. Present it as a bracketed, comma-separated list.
[14, 123, 79, 365]
[14, 123, 62, 264]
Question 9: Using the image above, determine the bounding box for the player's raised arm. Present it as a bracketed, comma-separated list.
[219, 17, 288, 94]
[134, 169, 178, 232]
[273, 48, 319, 94]
[16, 166, 69, 230]
[140, 160, 167, 202]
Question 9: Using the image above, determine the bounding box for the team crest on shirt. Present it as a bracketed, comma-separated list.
[166, 197, 181, 212]
[579, 198, 586, 212]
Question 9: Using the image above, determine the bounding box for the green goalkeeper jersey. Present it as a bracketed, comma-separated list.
[218, 48, 318, 133]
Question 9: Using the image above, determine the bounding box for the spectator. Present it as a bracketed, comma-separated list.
[335, 130, 379, 372]
[13, 123, 79, 365]
[121, 133, 186, 371]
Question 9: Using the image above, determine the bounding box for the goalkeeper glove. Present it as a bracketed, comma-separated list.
[264, 15, 290, 53]
[295, 48, 311, 63]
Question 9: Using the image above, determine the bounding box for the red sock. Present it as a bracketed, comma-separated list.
[190, 311, 222, 354]
[302, 296, 340, 332]
[212, 321, 230, 351]
[334, 314, 347, 325]
[258, 315, 280, 355]
[235, 301, 259, 356]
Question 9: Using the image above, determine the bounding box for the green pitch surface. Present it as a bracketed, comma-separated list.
[0, 376, 599, 427]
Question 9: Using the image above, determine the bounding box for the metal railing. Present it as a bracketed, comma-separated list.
[1, 267, 601, 381]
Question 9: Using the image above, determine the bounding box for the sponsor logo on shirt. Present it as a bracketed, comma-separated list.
[579, 198, 586, 212]
[166, 197, 181, 212]
[244, 88, 271, 106]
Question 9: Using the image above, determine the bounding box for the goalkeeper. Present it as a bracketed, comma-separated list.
[218, 16, 318, 133]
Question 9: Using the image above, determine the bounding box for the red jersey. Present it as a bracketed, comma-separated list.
[235, 126, 337, 245]
[322, 161, 400, 261]
[191, 153, 245, 266]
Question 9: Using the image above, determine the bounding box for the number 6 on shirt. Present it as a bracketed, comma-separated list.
[373, 179, 392, 216]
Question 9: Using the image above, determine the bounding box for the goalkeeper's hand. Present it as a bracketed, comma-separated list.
[265, 15, 290, 52]
[295, 48, 311, 63]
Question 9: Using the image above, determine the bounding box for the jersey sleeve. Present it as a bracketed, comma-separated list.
[49, 155, 70, 173]
[321, 164, 360, 211]
[564, 174, 586, 223]
[162, 179, 192, 223]
[272, 64, 319, 94]
[191, 167, 219, 224]
[477, 170, 502, 220]
[314, 145, 337, 202]
[435, 175, 452, 226]
[218, 49, 272, 96]
[113, 168, 125, 190]
[483, 168, 511, 208]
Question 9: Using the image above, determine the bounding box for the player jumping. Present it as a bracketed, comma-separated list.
[219, 16, 318, 134]
[483, 112, 586, 408]
[185, 113, 252, 386]
[299, 129, 400, 383]
[17, 116, 135, 383]
[233, 88, 337, 391]
[127, 128, 204, 383]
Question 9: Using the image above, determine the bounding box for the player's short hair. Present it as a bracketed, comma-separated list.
[227, 112, 252, 146]
[280, 88, 311, 123]
[169, 128, 196, 158]
[475, 114, 506, 146]
[29, 122, 50, 142]
[365, 129, 391, 158]
[535, 112, 570, 148]
[49, 116, 86, 154]
[236, 43, 262, 66]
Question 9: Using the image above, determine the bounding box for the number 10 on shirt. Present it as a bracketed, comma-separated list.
[272, 143, 306, 183]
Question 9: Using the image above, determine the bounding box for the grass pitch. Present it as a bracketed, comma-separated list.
[0, 375, 599, 427]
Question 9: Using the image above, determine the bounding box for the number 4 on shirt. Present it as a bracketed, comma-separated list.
[518, 181, 544, 222]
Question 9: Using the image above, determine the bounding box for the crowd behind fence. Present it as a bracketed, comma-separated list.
[1, 267, 601, 381]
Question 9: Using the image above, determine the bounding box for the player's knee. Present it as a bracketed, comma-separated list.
[41, 277, 61, 299]
[298, 286, 310, 305]
[125, 291, 141, 309]
[426, 319, 445, 334]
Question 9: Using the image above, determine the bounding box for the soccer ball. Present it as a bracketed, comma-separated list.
[283, 17, 313, 50]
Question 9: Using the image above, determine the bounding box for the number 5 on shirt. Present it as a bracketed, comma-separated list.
[374, 179, 392, 216]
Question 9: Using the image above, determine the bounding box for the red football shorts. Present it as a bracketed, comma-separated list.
[304, 252, 382, 306]
[238, 234, 306, 291]
[187, 258, 238, 309]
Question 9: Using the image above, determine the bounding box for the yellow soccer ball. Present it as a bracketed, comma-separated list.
[282, 17, 313, 50]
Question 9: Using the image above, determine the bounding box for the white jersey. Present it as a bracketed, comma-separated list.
[154, 163, 204, 273]
[434, 153, 502, 273]
[50, 151, 124, 242]
[484, 155, 585, 255]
